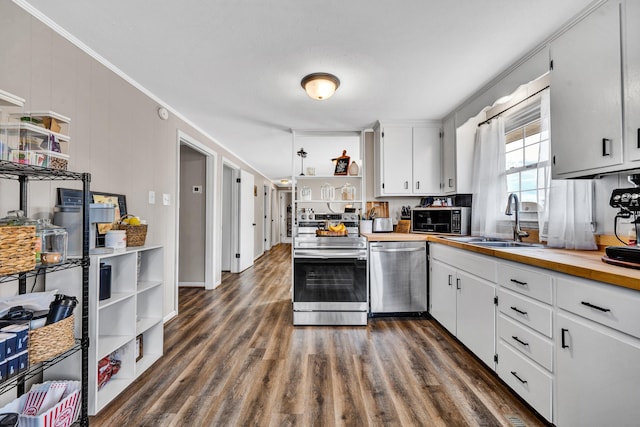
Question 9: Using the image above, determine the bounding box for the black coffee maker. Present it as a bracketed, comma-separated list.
[45, 294, 78, 325]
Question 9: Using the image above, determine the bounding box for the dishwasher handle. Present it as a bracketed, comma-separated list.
[370, 246, 425, 253]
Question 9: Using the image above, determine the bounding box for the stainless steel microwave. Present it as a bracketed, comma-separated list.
[411, 207, 471, 235]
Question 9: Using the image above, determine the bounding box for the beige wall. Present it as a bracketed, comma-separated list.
[179, 145, 205, 283]
[0, 2, 274, 317]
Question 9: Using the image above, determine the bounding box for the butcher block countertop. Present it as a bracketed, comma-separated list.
[361, 232, 640, 292]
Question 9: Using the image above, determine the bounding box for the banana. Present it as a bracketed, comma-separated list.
[328, 223, 346, 232]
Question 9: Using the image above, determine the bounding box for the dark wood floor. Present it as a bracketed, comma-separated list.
[91, 243, 545, 426]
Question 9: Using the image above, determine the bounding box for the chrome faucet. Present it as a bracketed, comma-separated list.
[505, 193, 530, 242]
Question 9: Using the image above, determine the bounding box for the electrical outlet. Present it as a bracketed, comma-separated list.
[163, 193, 170, 206]
[193, 185, 202, 194]
[148, 190, 156, 204]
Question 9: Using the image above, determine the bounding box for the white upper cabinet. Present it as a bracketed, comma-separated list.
[550, 0, 623, 178]
[373, 121, 441, 197]
[441, 113, 475, 195]
[625, 0, 640, 161]
[441, 114, 457, 193]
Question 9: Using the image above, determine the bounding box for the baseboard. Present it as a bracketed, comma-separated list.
[178, 282, 205, 287]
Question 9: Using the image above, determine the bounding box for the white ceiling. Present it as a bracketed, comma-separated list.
[20, 0, 594, 182]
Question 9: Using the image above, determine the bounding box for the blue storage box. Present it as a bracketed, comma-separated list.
[1, 325, 29, 353]
[17, 351, 28, 373]
[6, 354, 19, 379]
[0, 333, 13, 362]
[0, 361, 7, 382]
[1, 334, 16, 359]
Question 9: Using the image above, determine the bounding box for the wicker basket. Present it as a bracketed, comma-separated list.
[0, 225, 36, 275]
[28, 314, 75, 365]
[112, 215, 147, 247]
[316, 229, 348, 237]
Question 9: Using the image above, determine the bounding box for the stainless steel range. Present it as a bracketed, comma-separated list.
[293, 212, 368, 326]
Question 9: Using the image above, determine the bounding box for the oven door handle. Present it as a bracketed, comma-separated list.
[294, 251, 367, 260]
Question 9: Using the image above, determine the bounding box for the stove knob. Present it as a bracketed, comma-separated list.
[632, 193, 640, 200]
[622, 193, 632, 203]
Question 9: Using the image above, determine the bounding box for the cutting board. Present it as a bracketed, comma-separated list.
[366, 201, 389, 219]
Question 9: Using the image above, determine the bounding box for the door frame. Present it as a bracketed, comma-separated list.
[222, 157, 242, 273]
[263, 184, 271, 252]
[176, 131, 217, 300]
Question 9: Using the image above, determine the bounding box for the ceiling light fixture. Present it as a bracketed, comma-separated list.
[301, 73, 340, 100]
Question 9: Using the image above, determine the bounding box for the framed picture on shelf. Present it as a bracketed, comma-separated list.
[333, 150, 350, 176]
[135, 334, 144, 362]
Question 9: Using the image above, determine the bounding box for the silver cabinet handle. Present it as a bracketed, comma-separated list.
[448, 274, 452, 286]
[416, 181, 420, 190]
[448, 178, 453, 188]
[404, 181, 409, 190]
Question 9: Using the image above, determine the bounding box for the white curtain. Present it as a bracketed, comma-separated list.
[471, 116, 511, 239]
[539, 89, 597, 250]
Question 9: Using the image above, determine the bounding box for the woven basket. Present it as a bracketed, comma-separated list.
[0, 225, 36, 275]
[316, 229, 348, 237]
[112, 215, 147, 247]
[28, 314, 75, 365]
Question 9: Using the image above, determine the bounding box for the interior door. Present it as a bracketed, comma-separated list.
[238, 169, 254, 272]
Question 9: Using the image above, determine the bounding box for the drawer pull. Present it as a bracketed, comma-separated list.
[448, 274, 452, 286]
[580, 301, 611, 312]
[510, 278, 528, 286]
[512, 336, 529, 347]
[456, 278, 461, 290]
[510, 306, 528, 316]
[510, 371, 528, 384]
[561, 328, 570, 349]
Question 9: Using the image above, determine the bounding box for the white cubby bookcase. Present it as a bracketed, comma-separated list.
[46, 245, 164, 415]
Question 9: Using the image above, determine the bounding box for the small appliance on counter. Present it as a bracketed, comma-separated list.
[411, 206, 471, 234]
[372, 217, 393, 233]
[603, 174, 640, 268]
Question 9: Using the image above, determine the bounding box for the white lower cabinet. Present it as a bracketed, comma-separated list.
[495, 260, 554, 422]
[497, 341, 553, 421]
[556, 312, 640, 427]
[433, 246, 640, 425]
[430, 244, 496, 368]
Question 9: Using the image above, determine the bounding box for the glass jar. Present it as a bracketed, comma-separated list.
[320, 183, 335, 201]
[37, 218, 68, 264]
[341, 182, 356, 201]
[299, 185, 312, 201]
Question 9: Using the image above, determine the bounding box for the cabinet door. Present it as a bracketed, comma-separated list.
[412, 126, 441, 194]
[550, 0, 623, 177]
[456, 270, 496, 368]
[556, 313, 640, 427]
[429, 259, 457, 334]
[625, 0, 640, 161]
[441, 115, 456, 194]
[381, 126, 412, 194]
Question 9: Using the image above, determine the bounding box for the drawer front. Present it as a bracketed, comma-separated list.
[498, 288, 553, 338]
[497, 341, 553, 422]
[430, 244, 496, 283]
[497, 262, 553, 304]
[498, 314, 553, 372]
[557, 274, 640, 339]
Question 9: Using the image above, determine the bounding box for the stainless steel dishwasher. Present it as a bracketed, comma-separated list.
[369, 241, 427, 315]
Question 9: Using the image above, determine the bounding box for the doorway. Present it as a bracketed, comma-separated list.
[221, 159, 255, 273]
[177, 132, 216, 299]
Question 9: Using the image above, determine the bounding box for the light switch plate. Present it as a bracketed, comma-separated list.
[148, 190, 156, 204]
[163, 193, 170, 206]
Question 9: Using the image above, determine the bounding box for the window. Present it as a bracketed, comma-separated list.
[504, 103, 550, 220]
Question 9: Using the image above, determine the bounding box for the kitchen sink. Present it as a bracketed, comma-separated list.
[470, 241, 544, 248]
[442, 236, 546, 248]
